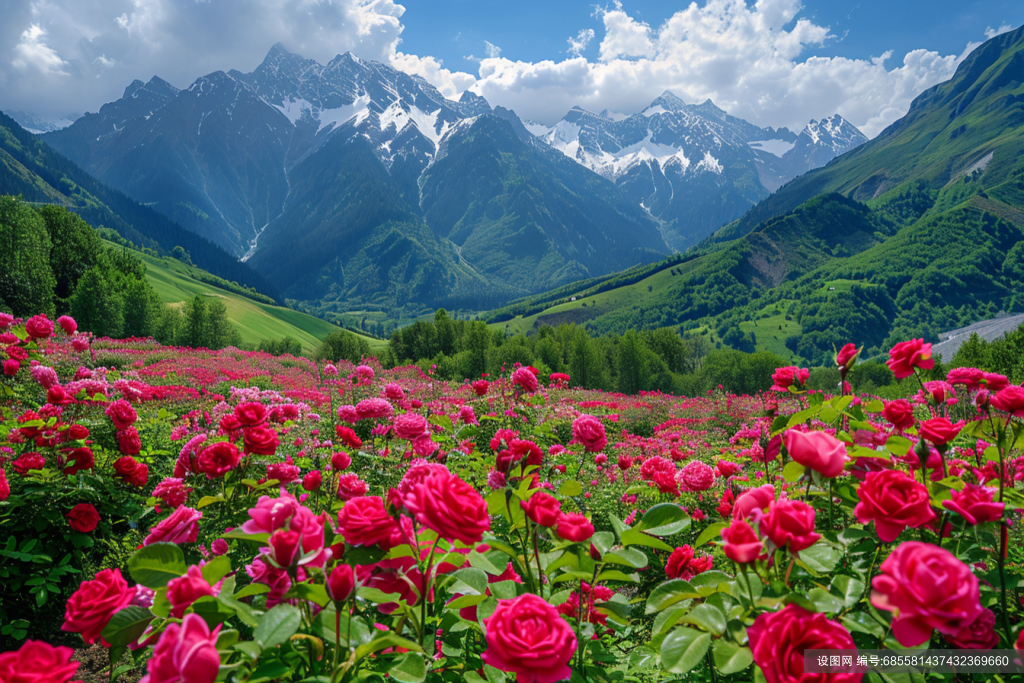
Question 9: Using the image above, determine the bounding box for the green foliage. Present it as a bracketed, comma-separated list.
[0, 195, 56, 316]
[315, 330, 372, 364]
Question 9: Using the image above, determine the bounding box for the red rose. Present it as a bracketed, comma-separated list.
[990, 385, 1024, 417]
[783, 429, 847, 477]
[946, 608, 998, 650]
[759, 498, 820, 553]
[218, 413, 242, 436]
[243, 425, 279, 455]
[167, 565, 215, 618]
[25, 315, 54, 340]
[732, 484, 776, 520]
[665, 545, 711, 581]
[748, 604, 861, 683]
[941, 484, 1003, 525]
[2, 359, 18, 376]
[331, 451, 352, 471]
[67, 424, 89, 440]
[143, 614, 221, 683]
[946, 367, 983, 389]
[61, 567, 133, 643]
[57, 315, 77, 335]
[404, 470, 490, 545]
[511, 367, 538, 393]
[521, 492, 562, 527]
[336, 473, 368, 500]
[716, 460, 740, 477]
[337, 496, 399, 547]
[871, 541, 982, 647]
[268, 529, 302, 568]
[104, 399, 137, 431]
[233, 402, 267, 426]
[883, 399, 915, 431]
[836, 343, 859, 370]
[46, 385, 75, 406]
[66, 503, 100, 532]
[334, 425, 363, 449]
[393, 412, 429, 441]
[854, 470, 935, 542]
[116, 427, 141, 456]
[326, 564, 356, 602]
[886, 339, 934, 379]
[555, 513, 594, 543]
[572, 415, 607, 453]
[919, 417, 963, 446]
[302, 470, 322, 491]
[63, 447, 94, 476]
[0, 468, 8, 502]
[771, 366, 809, 392]
[617, 455, 633, 471]
[0, 640, 81, 683]
[13, 452, 45, 476]
[482, 594, 577, 683]
[472, 380, 489, 396]
[196, 442, 241, 479]
[113, 456, 149, 487]
[983, 373, 1009, 391]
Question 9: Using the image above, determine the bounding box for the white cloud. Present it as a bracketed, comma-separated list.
[484, 41, 501, 58]
[985, 23, 1013, 39]
[567, 28, 595, 57]
[11, 24, 68, 75]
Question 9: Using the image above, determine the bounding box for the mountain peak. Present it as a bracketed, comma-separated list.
[646, 90, 687, 113]
[122, 79, 147, 99]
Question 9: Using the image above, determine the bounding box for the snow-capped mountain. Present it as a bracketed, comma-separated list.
[43, 45, 668, 309]
[529, 92, 867, 249]
[5, 110, 79, 134]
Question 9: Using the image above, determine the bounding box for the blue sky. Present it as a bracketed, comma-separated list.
[398, 0, 1023, 71]
[2, 0, 1021, 137]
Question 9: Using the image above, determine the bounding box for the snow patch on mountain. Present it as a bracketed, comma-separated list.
[748, 139, 796, 157]
[317, 93, 371, 132]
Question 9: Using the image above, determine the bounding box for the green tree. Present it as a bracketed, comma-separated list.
[39, 205, 102, 309]
[69, 267, 123, 337]
[434, 308, 457, 356]
[315, 331, 371, 364]
[0, 196, 56, 316]
[616, 330, 645, 394]
[463, 321, 491, 379]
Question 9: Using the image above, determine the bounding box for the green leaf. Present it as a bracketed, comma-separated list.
[660, 627, 711, 674]
[693, 522, 727, 548]
[190, 595, 237, 629]
[602, 547, 648, 569]
[621, 528, 674, 552]
[841, 611, 885, 638]
[197, 495, 222, 509]
[712, 640, 753, 674]
[100, 606, 154, 648]
[201, 555, 232, 585]
[220, 529, 271, 545]
[234, 583, 271, 599]
[128, 543, 186, 588]
[646, 579, 700, 614]
[255, 604, 302, 649]
[595, 569, 639, 584]
[807, 588, 845, 613]
[450, 567, 489, 596]
[636, 503, 691, 536]
[388, 653, 427, 683]
[797, 542, 841, 574]
[558, 481, 583, 497]
[354, 633, 423, 661]
[829, 575, 865, 609]
[783, 460, 807, 482]
[680, 603, 726, 635]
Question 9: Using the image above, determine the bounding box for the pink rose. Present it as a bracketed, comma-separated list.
[871, 541, 982, 647]
[941, 485, 1003, 525]
[882, 399, 915, 431]
[946, 608, 998, 650]
[836, 343, 859, 370]
[0, 640, 81, 683]
[337, 496, 399, 547]
[771, 366, 808, 391]
[233, 402, 267, 426]
[721, 519, 764, 564]
[679, 460, 715, 491]
[511, 367, 539, 393]
[482, 594, 577, 683]
[783, 429, 847, 478]
[749, 604, 862, 683]
[140, 613, 220, 683]
[404, 470, 490, 545]
[144, 506, 202, 545]
[61, 568, 133, 644]
[854, 470, 936, 542]
[104, 399, 137, 431]
[56, 316, 77, 335]
[196, 442, 241, 479]
[572, 415, 607, 453]
[555, 513, 594, 543]
[25, 315, 54, 340]
[241, 494, 299, 534]
[919, 417, 963, 446]
[759, 498, 820, 553]
[393, 412, 429, 441]
[521, 492, 562, 527]
[166, 565, 215, 618]
[886, 339, 934, 379]
[326, 564, 356, 603]
[732, 484, 775, 520]
[990, 386, 1024, 417]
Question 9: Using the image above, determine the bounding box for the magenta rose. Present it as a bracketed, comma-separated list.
[919, 417, 963, 446]
[886, 339, 934, 379]
[233, 402, 267, 426]
[241, 494, 299, 534]
[196, 441, 241, 479]
[403, 470, 490, 545]
[25, 315, 54, 340]
[521, 492, 562, 527]
[62, 568, 134, 644]
[946, 608, 998, 650]
[482, 594, 577, 683]
[141, 613, 220, 683]
[771, 366, 809, 391]
[783, 429, 847, 477]
[56, 315, 77, 335]
[337, 496, 399, 547]
[732, 484, 776, 520]
[104, 399, 137, 431]
[326, 564, 356, 603]
[990, 385, 1024, 417]
[854, 470, 936, 542]
[116, 427, 142, 456]
[883, 399, 916, 431]
[748, 604, 862, 683]
[836, 343, 859, 370]
[759, 498, 820, 553]
[393, 412, 429, 441]
[722, 520, 764, 565]
[679, 460, 715, 491]
[0, 640, 81, 683]
[872, 541, 983, 647]
[511, 366, 539, 393]
[572, 415, 607, 453]
[243, 425, 279, 455]
[166, 565, 215, 618]
[942, 484, 1003, 525]
[555, 513, 595, 543]
[144, 506, 202, 545]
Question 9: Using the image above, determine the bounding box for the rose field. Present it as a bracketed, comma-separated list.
[1, 312, 1023, 683]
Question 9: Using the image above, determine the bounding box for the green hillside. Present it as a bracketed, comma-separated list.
[115, 242, 384, 353]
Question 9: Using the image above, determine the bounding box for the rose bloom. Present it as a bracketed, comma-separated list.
[67, 503, 100, 532]
[0, 640, 81, 683]
[511, 367, 539, 393]
[946, 367, 984, 389]
[749, 604, 862, 683]
[471, 379, 490, 396]
[13, 452, 45, 475]
[404, 470, 490, 545]
[771, 366, 809, 391]
[919, 417, 963, 446]
[144, 506, 202, 545]
[482, 594, 577, 683]
[331, 451, 352, 471]
[759, 498, 820, 553]
[871, 541, 983, 647]
[196, 441, 241, 479]
[572, 415, 607, 452]
[882, 399, 916, 431]
[520, 491, 562, 527]
[25, 314, 54, 339]
[854, 470, 936, 542]
[266, 458, 301, 484]
[241, 494, 299, 534]
[152, 478, 191, 509]
[63, 447, 94, 475]
[555, 513, 594, 543]
[942, 484, 1003, 525]
[355, 398, 393, 420]
[716, 460, 741, 477]
[886, 339, 935, 379]
[105, 399, 138, 430]
[836, 343, 859, 369]
[732, 484, 776, 520]
[0, 468, 9, 502]
[665, 545, 712, 581]
[946, 608, 999, 650]
[679, 460, 715, 491]
[113, 456, 149, 487]
[56, 315, 77, 335]
[141, 613, 221, 683]
[393, 412, 429, 441]
[783, 429, 847, 477]
[983, 373, 1010, 391]
[243, 425, 279, 455]
[233, 402, 267, 426]
[167, 565, 215, 618]
[721, 519, 764, 564]
[46, 385, 75, 406]
[336, 473, 369, 500]
[61, 567, 134, 643]
[116, 427, 142, 456]
[302, 470, 323, 491]
[990, 385, 1024, 417]
[326, 564, 356, 603]
[2, 359, 18, 376]
[337, 496, 399, 547]
[335, 425, 363, 449]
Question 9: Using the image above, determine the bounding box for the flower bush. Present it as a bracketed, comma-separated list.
[1, 315, 1023, 682]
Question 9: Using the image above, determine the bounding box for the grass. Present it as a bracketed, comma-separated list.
[110, 242, 385, 353]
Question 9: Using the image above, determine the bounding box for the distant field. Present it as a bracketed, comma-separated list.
[113, 242, 385, 353]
